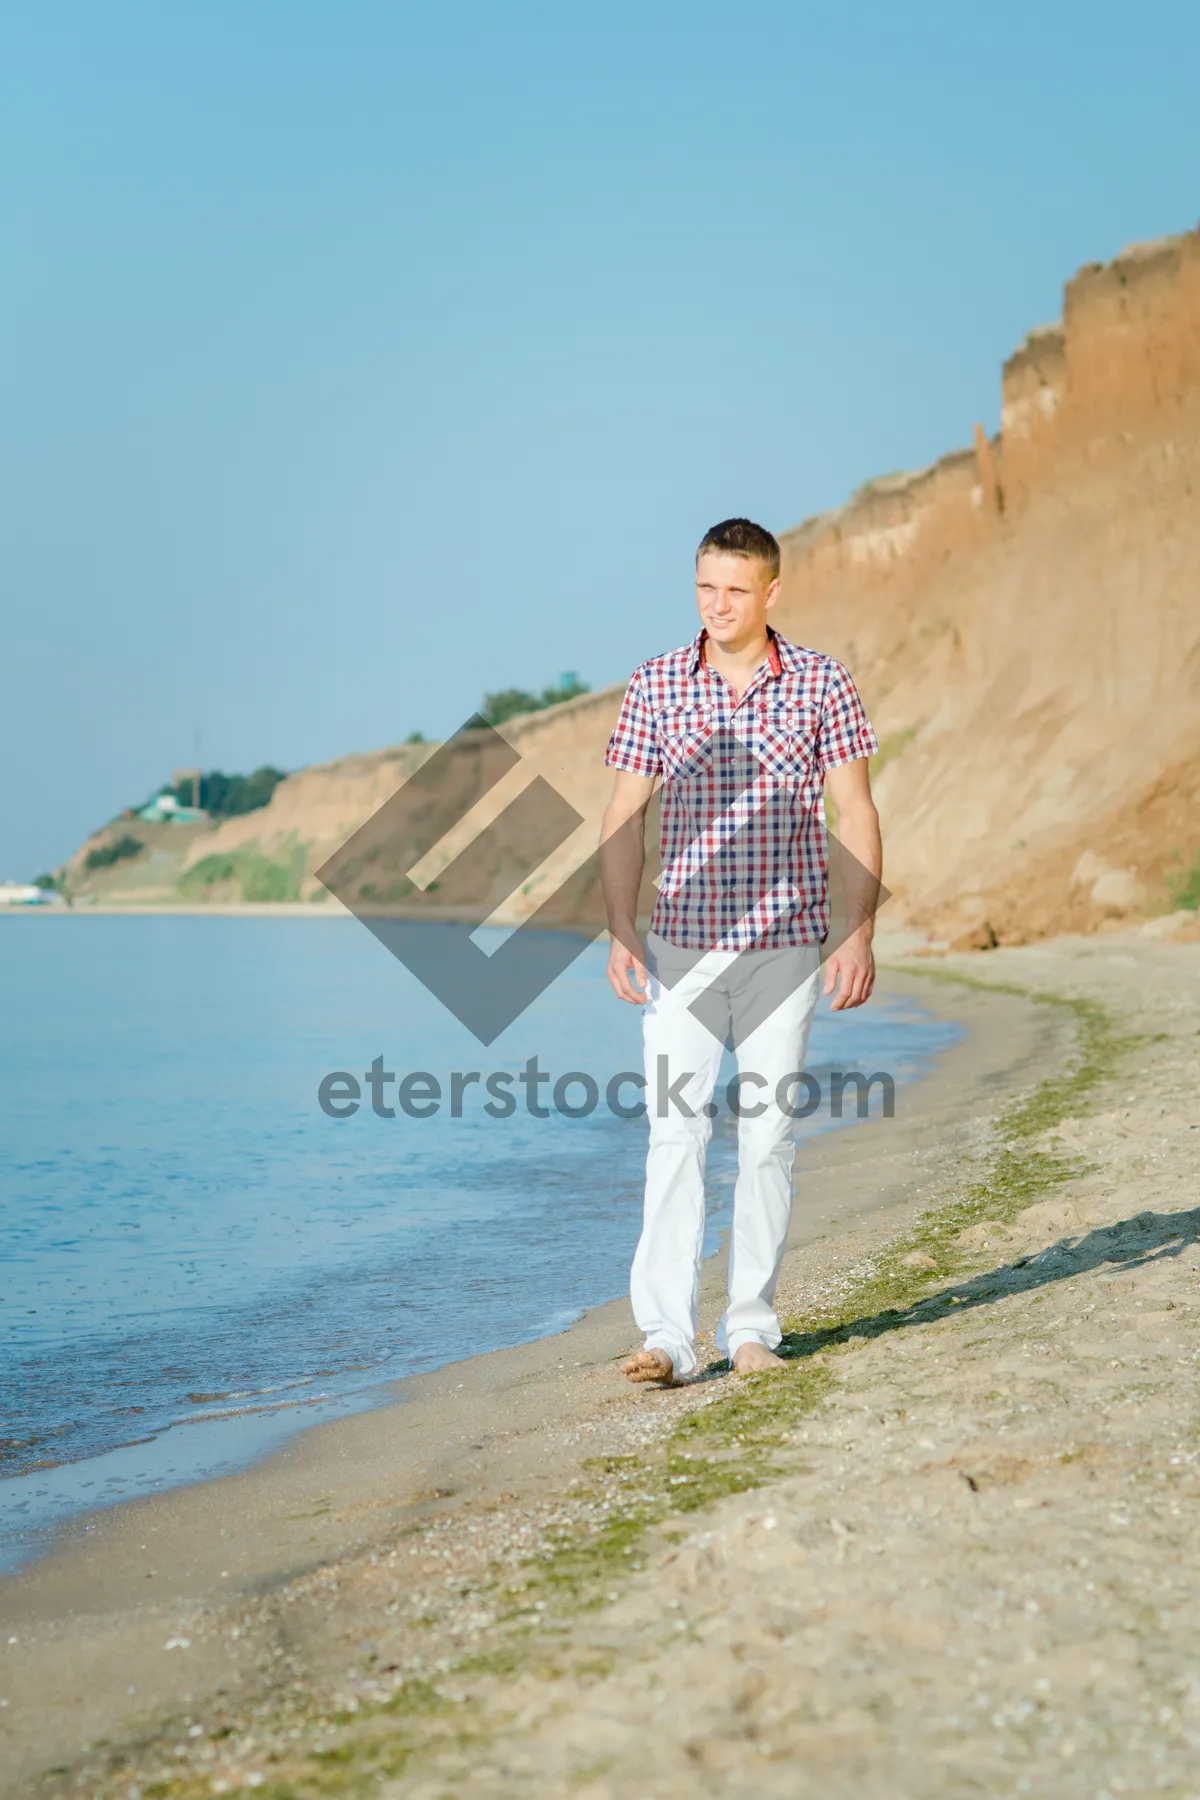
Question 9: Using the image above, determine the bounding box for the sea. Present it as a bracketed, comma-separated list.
[0, 916, 962, 1570]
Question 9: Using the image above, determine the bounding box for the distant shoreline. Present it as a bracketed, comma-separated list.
[0, 900, 351, 917]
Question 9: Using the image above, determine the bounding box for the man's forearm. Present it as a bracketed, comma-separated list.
[835, 803, 883, 938]
[599, 806, 646, 945]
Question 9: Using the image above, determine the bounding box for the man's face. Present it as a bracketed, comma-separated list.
[694, 550, 779, 648]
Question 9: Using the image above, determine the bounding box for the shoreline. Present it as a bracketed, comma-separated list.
[0, 942, 951, 1560]
[0, 960, 1058, 1789]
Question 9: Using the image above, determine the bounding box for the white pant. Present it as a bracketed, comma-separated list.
[631, 931, 822, 1377]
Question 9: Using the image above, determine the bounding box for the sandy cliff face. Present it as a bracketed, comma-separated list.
[773, 227, 1200, 941]
[70, 226, 1200, 940]
[66, 690, 629, 919]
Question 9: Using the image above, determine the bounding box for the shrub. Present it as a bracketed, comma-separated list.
[181, 848, 303, 904]
[160, 766, 287, 818]
[476, 674, 590, 728]
[240, 856, 296, 903]
[1168, 850, 1200, 912]
[85, 835, 143, 871]
[181, 853, 241, 891]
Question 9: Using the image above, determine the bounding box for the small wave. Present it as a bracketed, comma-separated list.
[528, 1306, 585, 1336]
[4, 1432, 160, 1478]
[169, 1394, 332, 1428]
[185, 1376, 317, 1405]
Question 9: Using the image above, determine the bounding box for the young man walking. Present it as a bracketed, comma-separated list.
[600, 518, 881, 1383]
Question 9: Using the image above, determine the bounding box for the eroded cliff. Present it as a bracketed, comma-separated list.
[772, 227, 1200, 941]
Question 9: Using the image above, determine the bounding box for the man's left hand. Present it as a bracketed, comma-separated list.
[823, 929, 875, 1011]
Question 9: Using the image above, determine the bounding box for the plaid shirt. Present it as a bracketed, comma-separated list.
[605, 627, 878, 951]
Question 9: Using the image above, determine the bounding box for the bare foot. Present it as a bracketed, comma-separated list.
[620, 1348, 674, 1384]
[732, 1343, 785, 1375]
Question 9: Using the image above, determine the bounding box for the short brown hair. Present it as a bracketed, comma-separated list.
[696, 517, 780, 579]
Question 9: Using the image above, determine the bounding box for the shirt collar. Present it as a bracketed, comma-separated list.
[691, 626, 784, 679]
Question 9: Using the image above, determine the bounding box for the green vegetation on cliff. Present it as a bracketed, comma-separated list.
[476, 673, 589, 727]
[84, 834, 144, 871]
[181, 845, 306, 903]
[1167, 849, 1200, 911]
[160, 766, 287, 818]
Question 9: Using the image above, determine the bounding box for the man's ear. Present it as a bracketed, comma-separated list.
[764, 577, 781, 611]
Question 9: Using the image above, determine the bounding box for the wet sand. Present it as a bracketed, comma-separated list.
[0, 955, 1058, 1790]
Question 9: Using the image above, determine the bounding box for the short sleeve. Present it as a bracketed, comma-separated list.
[604, 668, 661, 777]
[816, 661, 878, 774]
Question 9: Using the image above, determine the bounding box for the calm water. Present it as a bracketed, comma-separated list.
[0, 917, 961, 1566]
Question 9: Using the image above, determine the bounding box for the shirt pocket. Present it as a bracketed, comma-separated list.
[656, 703, 715, 779]
[755, 700, 816, 786]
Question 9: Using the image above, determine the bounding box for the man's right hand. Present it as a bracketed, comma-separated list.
[606, 932, 648, 1004]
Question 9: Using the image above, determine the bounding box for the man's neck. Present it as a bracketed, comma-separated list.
[702, 627, 772, 700]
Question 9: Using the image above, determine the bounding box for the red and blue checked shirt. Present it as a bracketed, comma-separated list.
[604, 627, 878, 951]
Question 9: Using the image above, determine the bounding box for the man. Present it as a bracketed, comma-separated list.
[599, 517, 881, 1383]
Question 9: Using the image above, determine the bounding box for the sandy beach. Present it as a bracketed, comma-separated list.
[4, 930, 1199, 1797]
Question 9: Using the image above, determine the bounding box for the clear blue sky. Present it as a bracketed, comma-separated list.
[2, 0, 1198, 879]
